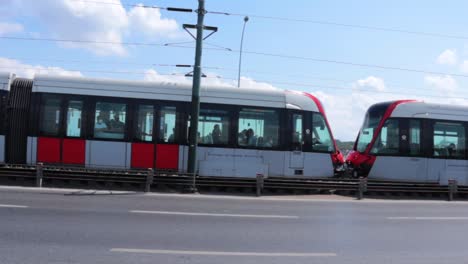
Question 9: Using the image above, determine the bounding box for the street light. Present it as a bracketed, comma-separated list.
[237, 16, 249, 88]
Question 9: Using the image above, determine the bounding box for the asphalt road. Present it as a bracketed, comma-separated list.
[1, 187, 468, 264]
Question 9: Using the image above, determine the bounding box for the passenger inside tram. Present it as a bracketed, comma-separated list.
[247, 128, 257, 146]
[212, 124, 222, 144]
[168, 128, 175, 143]
[110, 114, 124, 131]
[95, 116, 108, 132]
[238, 129, 248, 145]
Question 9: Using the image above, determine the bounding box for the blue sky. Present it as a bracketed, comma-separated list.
[1, 0, 468, 140]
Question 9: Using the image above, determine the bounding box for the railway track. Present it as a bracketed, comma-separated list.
[0, 164, 466, 199]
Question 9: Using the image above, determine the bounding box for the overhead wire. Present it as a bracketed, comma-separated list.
[1, 56, 463, 94]
[206, 10, 468, 40]
[65, 0, 468, 41]
[2, 36, 467, 79]
[66, 0, 177, 11]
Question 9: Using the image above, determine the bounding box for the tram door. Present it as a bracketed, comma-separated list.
[289, 112, 304, 172]
[369, 119, 428, 181]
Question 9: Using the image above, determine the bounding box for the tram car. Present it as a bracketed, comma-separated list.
[3, 73, 343, 178]
[347, 100, 468, 185]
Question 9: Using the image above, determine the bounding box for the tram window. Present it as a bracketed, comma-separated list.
[311, 113, 335, 153]
[409, 120, 421, 155]
[238, 108, 279, 148]
[94, 102, 126, 140]
[370, 119, 399, 155]
[198, 109, 230, 145]
[40, 96, 61, 136]
[433, 122, 466, 159]
[135, 105, 153, 142]
[66, 100, 83, 137]
[159, 106, 176, 143]
[292, 114, 303, 150]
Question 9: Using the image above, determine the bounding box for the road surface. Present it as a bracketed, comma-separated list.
[1, 186, 467, 264]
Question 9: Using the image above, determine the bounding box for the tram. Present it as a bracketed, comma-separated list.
[3, 73, 343, 178]
[347, 100, 468, 185]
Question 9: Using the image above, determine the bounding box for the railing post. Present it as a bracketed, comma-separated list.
[357, 177, 367, 200]
[256, 173, 264, 197]
[145, 168, 154, 193]
[448, 179, 458, 201]
[36, 162, 43, 188]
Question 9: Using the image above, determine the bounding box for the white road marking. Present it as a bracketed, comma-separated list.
[110, 248, 336, 257]
[0, 204, 28, 208]
[130, 210, 299, 219]
[388, 217, 468, 220]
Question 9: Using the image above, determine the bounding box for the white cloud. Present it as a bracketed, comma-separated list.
[436, 49, 457, 65]
[424, 75, 458, 92]
[353, 76, 386, 91]
[9, 0, 182, 56]
[144, 70, 280, 90]
[128, 4, 180, 39]
[0, 57, 82, 78]
[23, 0, 128, 56]
[238, 77, 281, 91]
[461, 60, 468, 74]
[0, 22, 23, 35]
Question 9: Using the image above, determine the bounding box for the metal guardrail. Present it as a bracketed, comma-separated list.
[0, 164, 467, 200]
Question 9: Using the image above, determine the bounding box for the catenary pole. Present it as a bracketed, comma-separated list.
[187, 0, 206, 191]
[238, 16, 249, 87]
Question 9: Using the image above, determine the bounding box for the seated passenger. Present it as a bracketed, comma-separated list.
[212, 124, 222, 144]
[247, 129, 257, 146]
[238, 129, 248, 145]
[447, 143, 457, 157]
[95, 116, 108, 132]
[110, 114, 125, 131]
[257, 137, 264, 147]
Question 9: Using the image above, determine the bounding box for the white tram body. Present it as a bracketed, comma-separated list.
[347, 100, 468, 185]
[12, 75, 341, 178]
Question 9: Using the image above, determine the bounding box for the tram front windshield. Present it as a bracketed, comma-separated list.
[355, 103, 388, 153]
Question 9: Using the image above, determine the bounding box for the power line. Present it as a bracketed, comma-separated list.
[3, 36, 468, 78]
[1, 56, 460, 94]
[66, 0, 468, 40]
[66, 0, 190, 12]
[0, 66, 188, 77]
[228, 49, 468, 78]
[0, 36, 172, 47]
[207, 10, 468, 40]
[50, 0, 468, 40]
[2, 57, 190, 68]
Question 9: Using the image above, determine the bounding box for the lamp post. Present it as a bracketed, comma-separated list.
[237, 16, 249, 88]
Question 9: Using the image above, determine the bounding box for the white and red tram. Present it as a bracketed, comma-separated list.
[347, 100, 468, 185]
[5, 74, 343, 178]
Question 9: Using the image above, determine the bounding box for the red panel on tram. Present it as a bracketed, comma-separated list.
[37, 137, 61, 163]
[62, 139, 85, 165]
[131, 143, 154, 169]
[156, 144, 178, 170]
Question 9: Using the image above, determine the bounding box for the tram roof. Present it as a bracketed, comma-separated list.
[0, 72, 14, 91]
[32, 75, 321, 112]
[391, 101, 468, 122]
